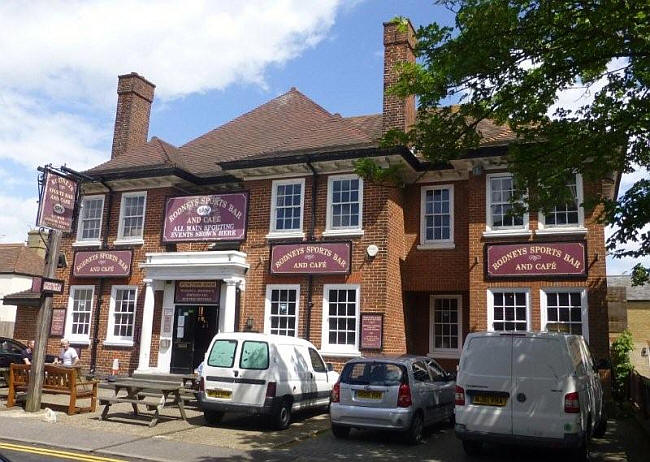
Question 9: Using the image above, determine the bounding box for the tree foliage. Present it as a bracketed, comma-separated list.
[384, 1, 650, 284]
[610, 329, 634, 400]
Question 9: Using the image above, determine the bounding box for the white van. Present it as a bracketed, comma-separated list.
[198, 332, 337, 429]
[455, 332, 606, 459]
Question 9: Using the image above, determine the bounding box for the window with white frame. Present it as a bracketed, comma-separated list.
[326, 175, 363, 233]
[117, 191, 146, 241]
[106, 286, 137, 344]
[488, 289, 530, 331]
[429, 295, 462, 357]
[265, 285, 300, 336]
[540, 174, 584, 229]
[541, 289, 588, 340]
[486, 174, 527, 231]
[421, 185, 454, 245]
[76, 195, 104, 242]
[66, 286, 94, 343]
[270, 179, 304, 234]
[322, 284, 360, 354]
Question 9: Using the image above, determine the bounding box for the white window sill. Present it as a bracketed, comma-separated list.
[535, 227, 587, 236]
[417, 242, 455, 250]
[319, 350, 362, 359]
[322, 229, 364, 238]
[103, 340, 135, 347]
[265, 231, 305, 240]
[72, 240, 102, 248]
[113, 238, 144, 246]
[68, 339, 90, 346]
[428, 351, 461, 359]
[483, 230, 532, 238]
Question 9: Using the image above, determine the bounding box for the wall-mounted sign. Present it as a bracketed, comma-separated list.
[73, 250, 133, 278]
[270, 242, 351, 275]
[486, 242, 587, 278]
[36, 170, 78, 232]
[31, 277, 64, 295]
[174, 280, 221, 304]
[50, 308, 66, 336]
[162, 193, 248, 243]
[360, 313, 383, 350]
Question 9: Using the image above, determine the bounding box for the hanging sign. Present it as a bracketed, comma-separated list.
[174, 280, 221, 304]
[31, 277, 64, 295]
[50, 308, 66, 336]
[486, 242, 587, 278]
[36, 170, 78, 232]
[162, 193, 248, 243]
[270, 242, 351, 275]
[73, 250, 133, 278]
[360, 313, 383, 350]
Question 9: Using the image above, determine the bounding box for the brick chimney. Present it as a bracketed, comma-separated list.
[111, 72, 155, 159]
[27, 229, 47, 258]
[382, 19, 416, 134]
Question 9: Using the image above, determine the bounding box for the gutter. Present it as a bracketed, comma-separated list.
[304, 161, 318, 341]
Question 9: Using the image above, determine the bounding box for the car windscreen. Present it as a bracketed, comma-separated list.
[341, 362, 406, 386]
[207, 339, 237, 368]
[239, 341, 269, 370]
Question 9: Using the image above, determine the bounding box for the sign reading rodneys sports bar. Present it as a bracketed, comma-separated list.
[73, 250, 133, 278]
[163, 193, 248, 243]
[486, 242, 586, 278]
[270, 242, 351, 275]
[37, 170, 78, 232]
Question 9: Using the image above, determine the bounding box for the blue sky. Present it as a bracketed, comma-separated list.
[0, 0, 645, 274]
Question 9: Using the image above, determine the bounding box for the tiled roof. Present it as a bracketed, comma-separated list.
[0, 244, 44, 276]
[607, 275, 650, 301]
[87, 137, 186, 174]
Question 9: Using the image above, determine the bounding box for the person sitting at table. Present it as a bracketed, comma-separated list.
[54, 339, 79, 367]
[22, 340, 35, 365]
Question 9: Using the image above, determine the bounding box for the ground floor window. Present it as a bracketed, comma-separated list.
[321, 284, 360, 354]
[66, 285, 95, 343]
[487, 289, 530, 332]
[106, 286, 137, 345]
[264, 285, 299, 336]
[429, 295, 462, 357]
[540, 289, 589, 341]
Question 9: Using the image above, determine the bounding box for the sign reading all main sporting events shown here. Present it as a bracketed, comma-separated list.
[36, 170, 78, 232]
[486, 242, 587, 278]
[162, 193, 248, 243]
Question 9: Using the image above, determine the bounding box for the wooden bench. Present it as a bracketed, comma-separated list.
[6, 363, 99, 415]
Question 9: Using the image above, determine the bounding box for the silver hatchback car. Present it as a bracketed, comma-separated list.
[330, 356, 456, 444]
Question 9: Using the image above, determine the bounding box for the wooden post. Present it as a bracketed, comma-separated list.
[25, 229, 62, 412]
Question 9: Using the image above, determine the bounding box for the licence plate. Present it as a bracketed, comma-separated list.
[356, 390, 383, 400]
[207, 389, 232, 399]
[472, 394, 507, 406]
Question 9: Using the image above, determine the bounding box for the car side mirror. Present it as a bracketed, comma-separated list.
[326, 362, 334, 372]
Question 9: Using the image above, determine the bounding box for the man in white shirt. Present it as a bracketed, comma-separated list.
[56, 339, 79, 366]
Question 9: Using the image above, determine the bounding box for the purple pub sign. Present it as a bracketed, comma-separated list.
[486, 242, 587, 278]
[36, 170, 78, 232]
[73, 250, 133, 278]
[270, 242, 351, 275]
[162, 193, 248, 243]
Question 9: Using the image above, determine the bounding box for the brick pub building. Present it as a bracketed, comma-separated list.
[11, 19, 615, 376]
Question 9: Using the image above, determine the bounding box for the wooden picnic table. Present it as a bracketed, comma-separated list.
[99, 378, 188, 427]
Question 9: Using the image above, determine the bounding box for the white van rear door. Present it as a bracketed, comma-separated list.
[458, 335, 513, 435]
[512, 336, 570, 439]
[306, 347, 331, 406]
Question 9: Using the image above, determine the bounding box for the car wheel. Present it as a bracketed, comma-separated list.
[272, 399, 292, 430]
[406, 412, 424, 445]
[462, 440, 482, 456]
[331, 424, 350, 439]
[203, 410, 224, 425]
[570, 418, 590, 462]
[593, 407, 607, 438]
[448, 411, 455, 427]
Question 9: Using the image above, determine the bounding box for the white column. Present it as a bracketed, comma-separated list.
[136, 279, 156, 372]
[221, 279, 238, 333]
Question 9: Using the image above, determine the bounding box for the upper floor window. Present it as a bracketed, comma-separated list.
[117, 191, 146, 242]
[269, 179, 304, 236]
[325, 175, 363, 235]
[76, 195, 104, 243]
[486, 174, 528, 232]
[420, 185, 454, 247]
[539, 174, 585, 231]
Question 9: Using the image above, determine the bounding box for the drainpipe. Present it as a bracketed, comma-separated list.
[305, 160, 317, 341]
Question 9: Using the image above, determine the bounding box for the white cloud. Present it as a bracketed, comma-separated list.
[0, 195, 38, 244]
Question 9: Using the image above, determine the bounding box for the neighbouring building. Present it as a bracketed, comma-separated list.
[9, 19, 616, 376]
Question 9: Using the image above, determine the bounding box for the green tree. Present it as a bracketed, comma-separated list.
[610, 329, 634, 400]
[382, 1, 650, 284]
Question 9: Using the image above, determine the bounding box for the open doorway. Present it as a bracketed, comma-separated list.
[170, 305, 218, 374]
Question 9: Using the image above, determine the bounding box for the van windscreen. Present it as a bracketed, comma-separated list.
[208, 340, 237, 368]
[341, 362, 405, 386]
[240, 341, 269, 370]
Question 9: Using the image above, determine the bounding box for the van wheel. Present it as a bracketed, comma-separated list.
[203, 410, 224, 425]
[405, 412, 424, 445]
[462, 440, 482, 456]
[331, 424, 350, 439]
[593, 407, 607, 438]
[272, 399, 292, 430]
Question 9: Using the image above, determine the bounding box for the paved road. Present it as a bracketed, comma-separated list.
[0, 441, 133, 462]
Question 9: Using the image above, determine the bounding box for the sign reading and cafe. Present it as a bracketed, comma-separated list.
[270, 242, 351, 275]
[162, 193, 248, 243]
[486, 242, 587, 278]
[36, 170, 78, 232]
[73, 250, 133, 278]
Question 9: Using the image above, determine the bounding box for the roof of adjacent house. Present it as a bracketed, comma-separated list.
[607, 275, 650, 301]
[0, 244, 44, 277]
[85, 88, 517, 177]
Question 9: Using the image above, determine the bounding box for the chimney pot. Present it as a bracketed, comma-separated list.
[111, 73, 156, 159]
